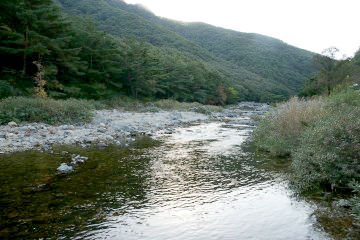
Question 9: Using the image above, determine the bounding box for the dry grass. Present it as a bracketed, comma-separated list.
[271, 96, 326, 138]
[253, 96, 326, 156]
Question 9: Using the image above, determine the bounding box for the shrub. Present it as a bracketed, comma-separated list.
[154, 99, 223, 113]
[101, 96, 143, 111]
[291, 90, 360, 192]
[0, 97, 95, 125]
[0, 80, 15, 99]
[253, 96, 325, 156]
[154, 99, 201, 111]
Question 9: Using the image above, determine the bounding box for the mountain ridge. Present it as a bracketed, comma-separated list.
[57, 0, 316, 101]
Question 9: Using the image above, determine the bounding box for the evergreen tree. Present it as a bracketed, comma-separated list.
[0, 0, 83, 93]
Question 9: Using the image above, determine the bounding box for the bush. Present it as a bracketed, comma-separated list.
[100, 98, 223, 113]
[154, 99, 201, 111]
[291, 90, 360, 192]
[101, 96, 143, 111]
[0, 80, 15, 99]
[154, 99, 223, 113]
[0, 97, 95, 125]
[253, 96, 325, 156]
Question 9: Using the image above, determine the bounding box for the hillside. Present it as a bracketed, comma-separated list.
[57, 0, 316, 101]
[0, 0, 316, 103]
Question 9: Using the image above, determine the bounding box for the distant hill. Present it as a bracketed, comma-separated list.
[57, 0, 317, 101]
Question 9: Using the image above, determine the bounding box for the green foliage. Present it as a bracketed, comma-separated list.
[1, 0, 317, 103]
[153, 99, 223, 112]
[292, 89, 360, 192]
[0, 97, 95, 125]
[0, 80, 15, 99]
[56, 0, 316, 102]
[253, 97, 325, 156]
[254, 87, 360, 195]
[351, 183, 360, 222]
[301, 48, 360, 97]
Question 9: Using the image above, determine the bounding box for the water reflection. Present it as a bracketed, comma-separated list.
[0, 114, 330, 239]
[80, 117, 329, 239]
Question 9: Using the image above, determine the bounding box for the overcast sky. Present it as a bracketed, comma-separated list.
[124, 0, 360, 57]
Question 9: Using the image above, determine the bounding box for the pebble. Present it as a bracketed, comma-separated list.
[334, 199, 351, 208]
[97, 142, 107, 148]
[71, 154, 88, 164]
[7, 121, 18, 128]
[98, 128, 107, 133]
[0, 104, 267, 154]
[57, 163, 74, 174]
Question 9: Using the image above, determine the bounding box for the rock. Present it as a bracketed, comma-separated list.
[97, 142, 107, 148]
[334, 199, 351, 208]
[98, 128, 107, 133]
[105, 135, 114, 141]
[0, 152, 4, 154]
[130, 131, 139, 137]
[71, 154, 88, 164]
[7, 121, 18, 128]
[99, 123, 106, 128]
[6, 133, 15, 138]
[63, 131, 71, 136]
[61, 151, 68, 156]
[57, 163, 73, 174]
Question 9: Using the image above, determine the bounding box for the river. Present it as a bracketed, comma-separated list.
[0, 104, 331, 239]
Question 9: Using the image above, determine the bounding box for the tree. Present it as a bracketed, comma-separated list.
[0, 0, 83, 94]
[313, 47, 339, 95]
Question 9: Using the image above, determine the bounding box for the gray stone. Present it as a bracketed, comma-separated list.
[7, 121, 18, 128]
[57, 163, 73, 174]
[334, 199, 351, 208]
[98, 128, 107, 133]
[71, 154, 88, 164]
[97, 142, 107, 148]
[6, 133, 15, 138]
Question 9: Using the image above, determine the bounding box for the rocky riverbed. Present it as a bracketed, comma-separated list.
[0, 102, 270, 154]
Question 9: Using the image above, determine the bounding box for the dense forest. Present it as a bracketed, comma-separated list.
[1, 0, 316, 104]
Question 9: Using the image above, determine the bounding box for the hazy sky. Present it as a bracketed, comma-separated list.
[124, 0, 360, 57]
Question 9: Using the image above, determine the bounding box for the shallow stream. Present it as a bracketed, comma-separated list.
[0, 107, 332, 239]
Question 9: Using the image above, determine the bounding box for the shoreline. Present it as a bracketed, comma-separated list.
[0, 102, 269, 154]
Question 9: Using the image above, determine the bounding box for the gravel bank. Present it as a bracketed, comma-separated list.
[0, 110, 208, 153]
[0, 102, 270, 154]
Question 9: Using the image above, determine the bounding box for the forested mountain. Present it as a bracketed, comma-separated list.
[0, 0, 317, 103]
[57, 0, 317, 100]
[105, 0, 316, 92]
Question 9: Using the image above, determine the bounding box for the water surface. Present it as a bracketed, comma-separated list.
[0, 111, 329, 239]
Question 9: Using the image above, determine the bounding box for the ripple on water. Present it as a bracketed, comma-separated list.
[0, 111, 330, 240]
[78, 120, 329, 240]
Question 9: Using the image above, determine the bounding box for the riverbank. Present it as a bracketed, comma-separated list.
[3, 101, 330, 240]
[253, 87, 360, 235]
[0, 102, 269, 154]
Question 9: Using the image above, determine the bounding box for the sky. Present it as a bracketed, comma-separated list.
[124, 0, 360, 57]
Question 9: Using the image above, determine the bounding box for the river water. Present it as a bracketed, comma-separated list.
[0, 105, 330, 239]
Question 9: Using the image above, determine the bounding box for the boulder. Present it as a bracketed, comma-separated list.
[71, 154, 88, 164]
[7, 121, 18, 128]
[57, 163, 73, 174]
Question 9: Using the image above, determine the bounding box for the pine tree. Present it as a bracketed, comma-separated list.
[0, 0, 83, 93]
